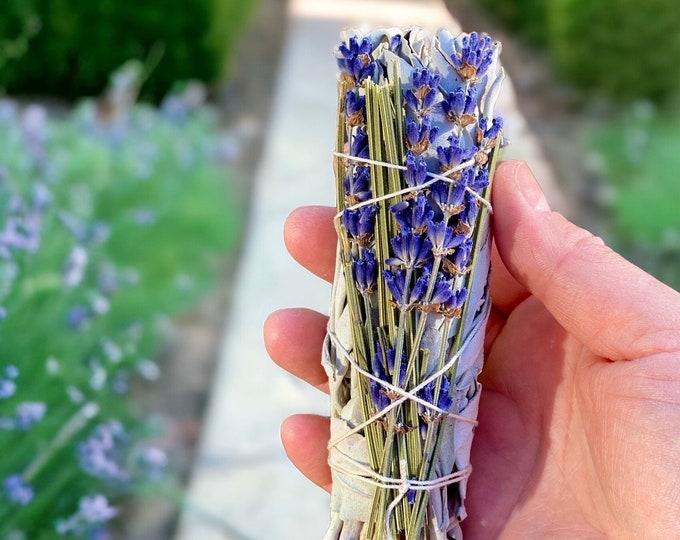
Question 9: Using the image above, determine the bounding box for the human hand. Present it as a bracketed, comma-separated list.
[264, 161, 680, 539]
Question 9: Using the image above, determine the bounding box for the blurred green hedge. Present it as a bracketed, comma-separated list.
[549, 0, 680, 102]
[475, 0, 680, 102]
[477, 0, 548, 45]
[0, 0, 254, 101]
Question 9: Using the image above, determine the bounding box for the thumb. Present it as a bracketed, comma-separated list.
[492, 160, 680, 360]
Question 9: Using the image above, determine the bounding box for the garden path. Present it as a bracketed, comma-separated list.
[175, 1, 563, 539]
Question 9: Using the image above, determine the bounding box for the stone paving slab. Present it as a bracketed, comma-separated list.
[175, 1, 561, 539]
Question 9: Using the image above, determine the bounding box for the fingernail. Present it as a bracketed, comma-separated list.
[514, 163, 551, 212]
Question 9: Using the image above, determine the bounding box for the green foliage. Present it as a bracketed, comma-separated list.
[0, 92, 241, 536]
[0, 0, 255, 101]
[548, 0, 680, 102]
[591, 100, 680, 289]
[476, 0, 548, 45]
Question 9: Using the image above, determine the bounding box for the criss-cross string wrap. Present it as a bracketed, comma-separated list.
[326, 148, 494, 538]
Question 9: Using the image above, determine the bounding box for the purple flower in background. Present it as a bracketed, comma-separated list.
[138, 447, 168, 480]
[79, 495, 118, 523]
[64, 245, 89, 287]
[56, 494, 118, 536]
[3, 474, 34, 505]
[78, 421, 128, 482]
[15, 401, 47, 430]
[0, 365, 18, 399]
[68, 305, 92, 330]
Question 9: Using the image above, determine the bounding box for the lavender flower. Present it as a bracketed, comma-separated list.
[15, 402, 47, 430]
[328, 27, 504, 539]
[441, 86, 477, 126]
[56, 495, 118, 536]
[336, 36, 377, 85]
[352, 251, 377, 295]
[390, 194, 433, 233]
[403, 151, 429, 188]
[3, 474, 34, 506]
[345, 89, 366, 127]
[64, 245, 89, 287]
[405, 69, 441, 112]
[450, 31, 496, 80]
[386, 230, 432, 269]
[406, 115, 438, 154]
[342, 205, 377, 245]
[78, 421, 128, 482]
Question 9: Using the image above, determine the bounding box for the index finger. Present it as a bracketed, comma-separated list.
[284, 205, 337, 283]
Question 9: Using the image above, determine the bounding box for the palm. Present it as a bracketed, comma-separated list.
[468, 296, 680, 539]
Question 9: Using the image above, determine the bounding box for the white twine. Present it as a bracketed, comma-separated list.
[327, 303, 487, 451]
[333, 152, 493, 214]
[326, 301, 489, 507]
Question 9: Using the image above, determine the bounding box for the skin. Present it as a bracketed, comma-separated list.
[263, 160, 680, 539]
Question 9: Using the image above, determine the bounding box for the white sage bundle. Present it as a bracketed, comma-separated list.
[323, 28, 505, 539]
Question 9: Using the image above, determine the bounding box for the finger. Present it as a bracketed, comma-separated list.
[493, 160, 680, 360]
[284, 206, 337, 283]
[264, 308, 329, 393]
[489, 239, 529, 315]
[281, 414, 332, 492]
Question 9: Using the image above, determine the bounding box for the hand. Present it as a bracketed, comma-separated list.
[264, 161, 680, 539]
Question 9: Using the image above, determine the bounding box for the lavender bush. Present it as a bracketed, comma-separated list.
[0, 80, 239, 537]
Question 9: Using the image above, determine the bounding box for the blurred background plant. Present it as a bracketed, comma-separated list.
[0, 0, 254, 537]
[462, 0, 680, 290]
[0, 0, 254, 102]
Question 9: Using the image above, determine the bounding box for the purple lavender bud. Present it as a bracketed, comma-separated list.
[336, 37, 377, 84]
[426, 220, 466, 256]
[468, 167, 489, 192]
[429, 274, 455, 306]
[344, 87, 367, 126]
[342, 205, 377, 243]
[386, 230, 432, 269]
[390, 34, 402, 51]
[3, 474, 33, 505]
[441, 288, 467, 317]
[441, 86, 477, 124]
[353, 251, 377, 295]
[446, 238, 473, 274]
[406, 116, 438, 154]
[431, 180, 466, 215]
[479, 116, 503, 142]
[383, 268, 406, 305]
[437, 136, 476, 171]
[344, 166, 371, 203]
[403, 151, 428, 188]
[391, 194, 434, 232]
[451, 32, 496, 80]
[350, 127, 370, 160]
